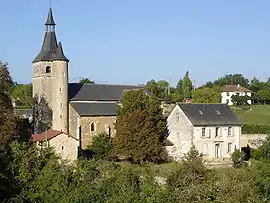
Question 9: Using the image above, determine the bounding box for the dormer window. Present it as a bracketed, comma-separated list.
[45, 66, 51, 73]
[216, 110, 221, 115]
[199, 110, 203, 115]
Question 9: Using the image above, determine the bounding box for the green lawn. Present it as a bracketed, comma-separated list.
[232, 105, 270, 125]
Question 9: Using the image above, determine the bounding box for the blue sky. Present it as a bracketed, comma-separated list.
[1, 0, 270, 87]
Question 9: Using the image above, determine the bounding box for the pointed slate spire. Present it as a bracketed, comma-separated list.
[45, 8, 56, 25]
[55, 42, 69, 62]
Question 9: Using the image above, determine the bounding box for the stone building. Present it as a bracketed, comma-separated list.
[166, 103, 242, 161]
[31, 8, 147, 159]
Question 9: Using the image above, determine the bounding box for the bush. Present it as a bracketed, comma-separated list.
[231, 149, 246, 168]
[87, 132, 113, 160]
[242, 124, 270, 134]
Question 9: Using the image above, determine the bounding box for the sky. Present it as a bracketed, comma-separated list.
[1, 0, 270, 87]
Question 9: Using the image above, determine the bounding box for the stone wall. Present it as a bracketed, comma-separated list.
[240, 134, 267, 148]
[49, 133, 79, 162]
[79, 116, 117, 149]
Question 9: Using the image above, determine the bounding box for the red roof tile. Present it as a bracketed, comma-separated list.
[31, 130, 67, 142]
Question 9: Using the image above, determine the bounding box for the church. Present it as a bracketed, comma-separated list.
[31, 8, 147, 160]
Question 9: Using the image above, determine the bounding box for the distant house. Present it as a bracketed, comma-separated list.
[221, 84, 252, 105]
[32, 130, 79, 162]
[166, 103, 242, 161]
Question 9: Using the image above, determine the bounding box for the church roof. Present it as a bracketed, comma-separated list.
[45, 8, 56, 25]
[178, 103, 242, 126]
[68, 83, 147, 101]
[33, 8, 68, 63]
[70, 102, 118, 116]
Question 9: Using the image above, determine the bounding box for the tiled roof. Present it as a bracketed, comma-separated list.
[221, 85, 252, 93]
[178, 103, 242, 126]
[32, 130, 67, 142]
[70, 102, 118, 116]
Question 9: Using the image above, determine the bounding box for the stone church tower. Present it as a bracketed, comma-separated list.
[32, 8, 69, 133]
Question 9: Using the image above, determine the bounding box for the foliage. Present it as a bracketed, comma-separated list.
[231, 95, 250, 106]
[192, 86, 221, 103]
[32, 96, 52, 134]
[213, 73, 249, 87]
[182, 71, 193, 100]
[257, 87, 270, 104]
[87, 132, 113, 160]
[231, 149, 246, 168]
[11, 83, 32, 108]
[242, 124, 270, 134]
[0, 61, 16, 151]
[114, 89, 167, 163]
[251, 148, 263, 160]
[146, 79, 170, 101]
[79, 77, 95, 84]
[260, 135, 270, 160]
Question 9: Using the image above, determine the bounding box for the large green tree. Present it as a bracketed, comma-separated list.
[192, 86, 220, 103]
[113, 89, 167, 163]
[213, 74, 249, 87]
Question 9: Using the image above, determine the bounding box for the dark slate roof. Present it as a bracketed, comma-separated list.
[70, 102, 118, 116]
[69, 83, 147, 101]
[45, 8, 56, 25]
[33, 8, 68, 63]
[178, 103, 242, 126]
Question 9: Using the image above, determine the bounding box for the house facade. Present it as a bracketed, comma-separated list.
[166, 103, 242, 161]
[221, 84, 252, 105]
[32, 130, 79, 162]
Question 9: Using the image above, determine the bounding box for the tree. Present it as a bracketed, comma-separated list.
[0, 61, 16, 151]
[113, 89, 167, 163]
[231, 95, 249, 106]
[182, 71, 193, 100]
[32, 96, 52, 134]
[214, 74, 249, 88]
[11, 83, 32, 108]
[79, 77, 95, 84]
[257, 87, 270, 104]
[87, 133, 113, 160]
[192, 86, 220, 103]
[231, 149, 246, 168]
[146, 79, 169, 100]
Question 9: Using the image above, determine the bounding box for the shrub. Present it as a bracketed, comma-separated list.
[87, 132, 113, 160]
[242, 124, 270, 134]
[231, 149, 246, 168]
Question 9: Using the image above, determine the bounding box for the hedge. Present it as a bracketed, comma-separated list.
[242, 124, 270, 134]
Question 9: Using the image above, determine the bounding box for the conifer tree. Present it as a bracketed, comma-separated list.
[113, 89, 167, 163]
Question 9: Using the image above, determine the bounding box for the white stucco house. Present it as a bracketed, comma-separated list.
[166, 103, 242, 161]
[32, 130, 79, 162]
[221, 84, 252, 105]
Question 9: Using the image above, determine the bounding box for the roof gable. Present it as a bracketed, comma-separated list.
[178, 103, 242, 126]
[32, 130, 67, 142]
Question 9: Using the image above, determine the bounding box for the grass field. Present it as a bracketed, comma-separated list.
[232, 105, 270, 125]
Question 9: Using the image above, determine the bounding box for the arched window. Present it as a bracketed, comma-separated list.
[45, 66, 51, 73]
[90, 122, 95, 132]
